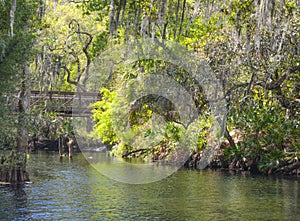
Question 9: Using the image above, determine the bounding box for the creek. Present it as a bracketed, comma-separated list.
[0, 152, 299, 220]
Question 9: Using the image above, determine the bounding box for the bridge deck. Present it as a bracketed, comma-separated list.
[30, 90, 101, 117]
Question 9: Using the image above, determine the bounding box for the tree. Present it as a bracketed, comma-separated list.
[0, 0, 41, 183]
[205, 0, 300, 173]
[86, 0, 300, 174]
[32, 0, 105, 92]
[83, 0, 221, 160]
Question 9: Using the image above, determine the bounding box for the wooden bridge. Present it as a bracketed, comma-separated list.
[30, 90, 101, 117]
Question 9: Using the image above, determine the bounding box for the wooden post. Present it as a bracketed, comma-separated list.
[67, 137, 73, 159]
[58, 135, 63, 157]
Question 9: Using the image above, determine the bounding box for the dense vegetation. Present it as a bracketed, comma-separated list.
[0, 0, 299, 183]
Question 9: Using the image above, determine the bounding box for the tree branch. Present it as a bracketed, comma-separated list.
[61, 65, 77, 86]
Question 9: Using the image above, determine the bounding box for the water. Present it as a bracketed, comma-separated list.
[1, 152, 300, 220]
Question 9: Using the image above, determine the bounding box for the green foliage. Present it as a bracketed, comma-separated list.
[91, 80, 212, 158]
[31, 0, 106, 92]
[28, 110, 74, 141]
[0, 0, 41, 151]
[227, 91, 300, 172]
[0, 150, 26, 169]
[0, 0, 39, 86]
[91, 88, 118, 144]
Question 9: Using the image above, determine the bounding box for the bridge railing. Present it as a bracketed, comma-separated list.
[30, 90, 101, 117]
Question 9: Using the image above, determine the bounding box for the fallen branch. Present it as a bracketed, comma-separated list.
[122, 148, 149, 158]
[273, 161, 300, 174]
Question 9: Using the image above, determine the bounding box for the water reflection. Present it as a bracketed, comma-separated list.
[0, 152, 300, 220]
[87, 152, 181, 184]
[0, 185, 29, 220]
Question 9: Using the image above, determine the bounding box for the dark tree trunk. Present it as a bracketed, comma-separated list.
[0, 163, 30, 185]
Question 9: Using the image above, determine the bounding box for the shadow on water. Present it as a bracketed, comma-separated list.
[0, 152, 300, 220]
[0, 184, 29, 220]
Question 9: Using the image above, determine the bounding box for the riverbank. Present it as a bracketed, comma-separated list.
[26, 135, 300, 177]
[184, 148, 300, 177]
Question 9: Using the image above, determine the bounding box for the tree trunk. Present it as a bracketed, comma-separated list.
[10, 0, 16, 37]
[17, 63, 30, 152]
[109, 0, 116, 35]
[224, 127, 236, 148]
[58, 135, 64, 157]
[3, 62, 32, 184]
[178, 0, 186, 38]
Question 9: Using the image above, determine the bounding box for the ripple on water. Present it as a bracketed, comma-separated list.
[0, 153, 300, 220]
